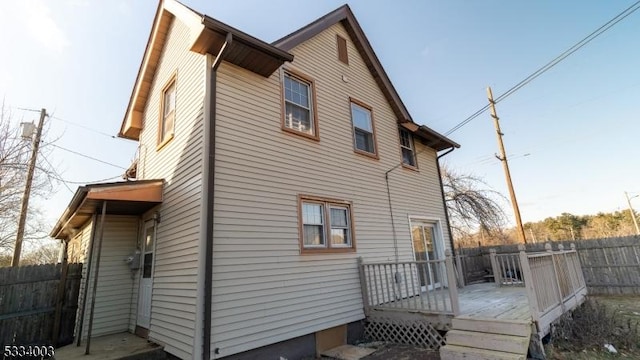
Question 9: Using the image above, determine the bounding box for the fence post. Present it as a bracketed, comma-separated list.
[571, 243, 587, 290]
[445, 250, 460, 315]
[489, 249, 500, 285]
[518, 244, 540, 326]
[357, 257, 370, 316]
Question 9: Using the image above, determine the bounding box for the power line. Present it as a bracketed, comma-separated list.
[49, 115, 127, 141]
[49, 143, 126, 170]
[444, 0, 640, 136]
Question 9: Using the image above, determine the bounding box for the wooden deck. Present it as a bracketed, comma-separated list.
[458, 283, 530, 320]
[385, 282, 530, 323]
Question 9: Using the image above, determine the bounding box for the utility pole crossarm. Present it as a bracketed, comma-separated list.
[487, 87, 527, 244]
[12, 108, 47, 267]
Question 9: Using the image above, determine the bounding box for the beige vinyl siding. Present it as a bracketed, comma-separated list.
[211, 22, 450, 357]
[136, 13, 205, 359]
[77, 216, 138, 339]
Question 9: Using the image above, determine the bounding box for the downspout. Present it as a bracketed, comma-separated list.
[196, 32, 232, 360]
[436, 147, 456, 256]
[384, 169, 401, 263]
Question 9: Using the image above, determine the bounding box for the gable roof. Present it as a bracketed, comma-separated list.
[119, 1, 457, 151]
[273, 5, 459, 151]
[119, 0, 293, 140]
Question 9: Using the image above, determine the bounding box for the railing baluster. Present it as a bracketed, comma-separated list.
[409, 263, 418, 310]
[402, 263, 411, 310]
[385, 264, 393, 305]
[421, 260, 432, 310]
[375, 264, 383, 306]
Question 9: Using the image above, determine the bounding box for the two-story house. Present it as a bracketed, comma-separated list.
[50, 0, 459, 359]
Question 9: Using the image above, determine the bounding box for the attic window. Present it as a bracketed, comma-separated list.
[337, 35, 349, 64]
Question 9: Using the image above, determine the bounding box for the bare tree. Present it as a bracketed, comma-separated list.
[0, 102, 58, 260]
[441, 163, 508, 243]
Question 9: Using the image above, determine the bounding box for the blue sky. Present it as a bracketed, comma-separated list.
[0, 0, 638, 231]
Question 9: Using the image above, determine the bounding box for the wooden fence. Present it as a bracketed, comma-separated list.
[457, 236, 640, 295]
[0, 263, 82, 346]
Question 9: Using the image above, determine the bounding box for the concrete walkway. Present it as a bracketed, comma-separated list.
[54, 332, 165, 360]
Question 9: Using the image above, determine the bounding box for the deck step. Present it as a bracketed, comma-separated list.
[440, 345, 526, 360]
[451, 316, 531, 337]
[445, 330, 529, 354]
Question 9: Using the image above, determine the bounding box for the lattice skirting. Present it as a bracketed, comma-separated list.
[364, 316, 446, 350]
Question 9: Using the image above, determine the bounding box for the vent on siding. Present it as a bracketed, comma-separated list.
[337, 35, 349, 65]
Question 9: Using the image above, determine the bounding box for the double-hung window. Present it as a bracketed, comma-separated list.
[350, 99, 377, 157]
[399, 128, 417, 168]
[159, 76, 176, 146]
[283, 71, 318, 139]
[299, 195, 354, 252]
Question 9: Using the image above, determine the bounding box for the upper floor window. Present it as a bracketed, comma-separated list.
[350, 99, 377, 158]
[159, 76, 176, 146]
[282, 70, 318, 140]
[400, 128, 417, 168]
[299, 195, 355, 253]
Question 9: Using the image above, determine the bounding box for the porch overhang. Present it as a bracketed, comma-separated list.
[50, 180, 164, 240]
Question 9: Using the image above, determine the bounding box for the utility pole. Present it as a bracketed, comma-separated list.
[624, 191, 640, 235]
[487, 87, 527, 244]
[12, 108, 47, 267]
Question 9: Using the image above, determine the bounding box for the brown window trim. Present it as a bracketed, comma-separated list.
[349, 97, 379, 160]
[157, 71, 177, 150]
[281, 67, 320, 141]
[337, 34, 349, 65]
[399, 128, 419, 171]
[297, 194, 356, 254]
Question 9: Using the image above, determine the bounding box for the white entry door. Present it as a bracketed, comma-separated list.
[410, 220, 443, 291]
[137, 220, 155, 329]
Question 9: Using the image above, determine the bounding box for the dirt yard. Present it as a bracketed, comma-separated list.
[545, 295, 640, 359]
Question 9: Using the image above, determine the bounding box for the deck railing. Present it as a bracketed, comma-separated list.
[519, 243, 587, 334]
[489, 250, 524, 286]
[358, 250, 459, 316]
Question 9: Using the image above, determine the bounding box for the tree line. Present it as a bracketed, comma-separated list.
[442, 163, 639, 248]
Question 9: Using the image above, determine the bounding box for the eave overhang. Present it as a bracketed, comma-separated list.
[50, 180, 164, 240]
[191, 16, 294, 77]
[400, 122, 460, 152]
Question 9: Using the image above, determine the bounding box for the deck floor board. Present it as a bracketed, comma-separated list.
[387, 282, 531, 321]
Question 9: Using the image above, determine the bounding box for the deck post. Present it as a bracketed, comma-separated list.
[489, 249, 499, 285]
[518, 244, 540, 326]
[445, 250, 460, 315]
[455, 253, 465, 288]
[357, 257, 370, 316]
